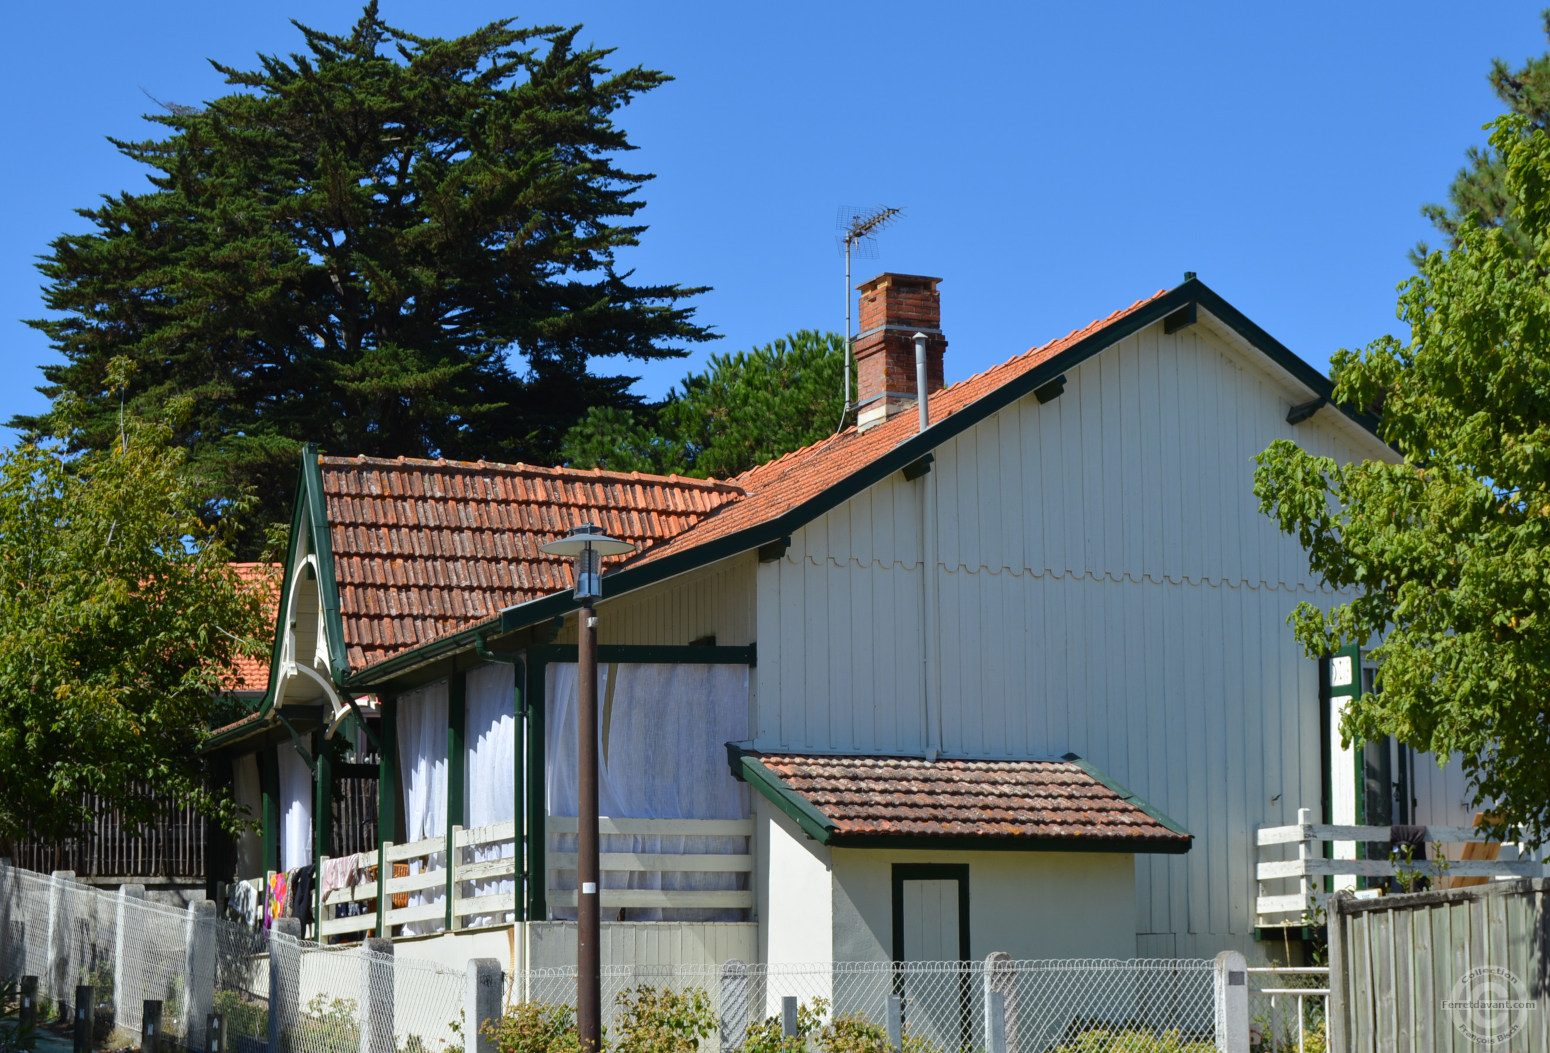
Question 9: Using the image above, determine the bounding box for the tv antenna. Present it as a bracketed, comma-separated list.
[837, 205, 902, 425]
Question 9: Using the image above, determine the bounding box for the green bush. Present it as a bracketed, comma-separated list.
[1049, 1028, 1213, 1053]
[484, 1002, 580, 1053]
[611, 988, 716, 1053]
[214, 990, 268, 1040]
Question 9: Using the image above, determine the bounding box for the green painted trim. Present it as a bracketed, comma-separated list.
[314, 729, 331, 934]
[202, 452, 323, 753]
[525, 654, 548, 921]
[446, 670, 467, 930]
[891, 863, 970, 963]
[301, 447, 352, 682]
[534, 645, 755, 666]
[377, 691, 398, 934]
[260, 748, 280, 875]
[343, 623, 492, 689]
[734, 754, 836, 843]
[1059, 753, 1193, 841]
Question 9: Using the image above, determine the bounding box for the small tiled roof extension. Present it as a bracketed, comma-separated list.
[732, 749, 1192, 852]
[319, 456, 744, 669]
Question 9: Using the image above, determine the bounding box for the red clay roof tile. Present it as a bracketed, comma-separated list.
[318, 456, 743, 670]
[751, 751, 1189, 846]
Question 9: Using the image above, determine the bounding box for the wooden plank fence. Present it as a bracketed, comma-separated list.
[1328, 876, 1550, 1051]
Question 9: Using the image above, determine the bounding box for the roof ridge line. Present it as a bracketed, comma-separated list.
[318, 452, 746, 494]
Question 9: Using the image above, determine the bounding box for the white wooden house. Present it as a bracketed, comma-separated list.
[205, 270, 1499, 972]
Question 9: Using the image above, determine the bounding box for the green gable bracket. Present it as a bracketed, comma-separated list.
[728, 746, 836, 843]
[1163, 302, 1197, 334]
[1033, 375, 1067, 405]
[901, 454, 934, 482]
[757, 536, 791, 563]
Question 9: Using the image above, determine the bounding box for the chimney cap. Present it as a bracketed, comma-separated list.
[855, 272, 943, 293]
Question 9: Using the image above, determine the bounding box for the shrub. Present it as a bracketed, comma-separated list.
[1049, 1028, 1213, 1053]
[484, 1002, 580, 1053]
[611, 988, 716, 1053]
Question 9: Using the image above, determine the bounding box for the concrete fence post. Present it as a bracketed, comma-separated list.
[983, 951, 1016, 1053]
[114, 883, 146, 1031]
[142, 999, 163, 1053]
[268, 918, 303, 1053]
[359, 936, 395, 1053]
[0, 857, 12, 980]
[72, 985, 94, 1053]
[207, 1013, 228, 1053]
[465, 959, 503, 1053]
[885, 994, 903, 1053]
[780, 996, 798, 1038]
[184, 900, 217, 1051]
[1213, 950, 1249, 1053]
[19, 975, 38, 1047]
[46, 870, 75, 1014]
[718, 960, 750, 1052]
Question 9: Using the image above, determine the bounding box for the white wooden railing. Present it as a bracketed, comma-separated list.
[1254, 807, 1545, 927]
[308, 814, 753, 940]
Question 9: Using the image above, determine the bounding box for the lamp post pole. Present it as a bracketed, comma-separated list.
[576, 597, 601, 1053]
[538, 523, 634, 1053]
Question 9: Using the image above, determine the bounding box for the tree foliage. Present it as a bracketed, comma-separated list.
[0, 411, 270, 847]
[560, 330, 852, 478]
[15, 4, 711, 556]
[1255, 116, 1550, 849]
[1414, 12, 1550, 263]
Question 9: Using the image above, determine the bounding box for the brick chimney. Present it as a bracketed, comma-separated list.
[853, 273, 946, 431]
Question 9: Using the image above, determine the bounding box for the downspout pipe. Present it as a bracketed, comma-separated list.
[474, 631, 530, 991]
[914, 332, 941, 758]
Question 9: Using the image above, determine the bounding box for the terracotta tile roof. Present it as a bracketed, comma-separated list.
[223, 562, 280, 694]
[319, 456, 743, 669]
[746, 751, 1191, 847]
[624, 292, 1168, 571]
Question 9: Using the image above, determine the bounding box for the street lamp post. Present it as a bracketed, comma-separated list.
[539, 523, 636, 1053]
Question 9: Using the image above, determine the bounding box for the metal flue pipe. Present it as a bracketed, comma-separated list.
[914, 332, 930, 432]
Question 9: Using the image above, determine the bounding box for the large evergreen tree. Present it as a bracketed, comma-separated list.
[560, 330, 852, 478]
[1414, 12, 1550, 262]
[16, 5, 712, 556]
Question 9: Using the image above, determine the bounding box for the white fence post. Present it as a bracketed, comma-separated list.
[114, 883, 146, 1032]
[719, 960, 750, 1052]
[46, 870, 75, 1015]
[1213, 950, 1249, 1053]
[269, 918, 302, 1053]
[360, 936, 395, 1053]
[465, 958, 502, 1053]
[984, 951, 1016, 1053]
[184, 900, 216, 1051]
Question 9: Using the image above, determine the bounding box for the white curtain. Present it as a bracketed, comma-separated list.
[463, 662, 516, 925]
[232, 754, 264, 879]
[277, 746, 313, 872]
[546, 662, 749, 921]
[396, 679, 448, 933]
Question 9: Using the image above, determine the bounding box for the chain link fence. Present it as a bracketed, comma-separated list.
[520, 958, 1216, 1051]
[3, 862, 1224, 1053]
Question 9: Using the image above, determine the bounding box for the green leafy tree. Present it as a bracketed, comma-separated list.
[15, 4, 711, 556]
[561, 330, 851, 478]
[0, 404, 269, 851]
[1414, 12, 1550, 263]
[1255, 115, 1550, 850]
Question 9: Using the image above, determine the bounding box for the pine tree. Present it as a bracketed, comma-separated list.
[560, 331, 852, 479]
[15, 5, 712, 556]
[1414, 12, 1550, 262]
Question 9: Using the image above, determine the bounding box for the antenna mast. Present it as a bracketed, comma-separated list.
[837, 206, 902, 425]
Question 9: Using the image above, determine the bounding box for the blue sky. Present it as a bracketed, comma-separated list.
[2, 2, 1544, 448]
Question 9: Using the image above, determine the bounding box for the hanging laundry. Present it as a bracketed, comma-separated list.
[293, 864, 317, 929]
[320, 855, 360, 901]
[267, 871, 289, 927]
[228, 880, 260, 927]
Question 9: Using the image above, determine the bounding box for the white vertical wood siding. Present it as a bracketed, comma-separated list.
[754, 319, 1386, 956]
[593, 553, 757, 647]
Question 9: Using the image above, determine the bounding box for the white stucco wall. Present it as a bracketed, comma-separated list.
[828, 847, 1137, 963]
[757, 799, 834, 971]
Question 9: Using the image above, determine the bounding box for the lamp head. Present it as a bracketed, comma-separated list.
[539, 523, 636, 601]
